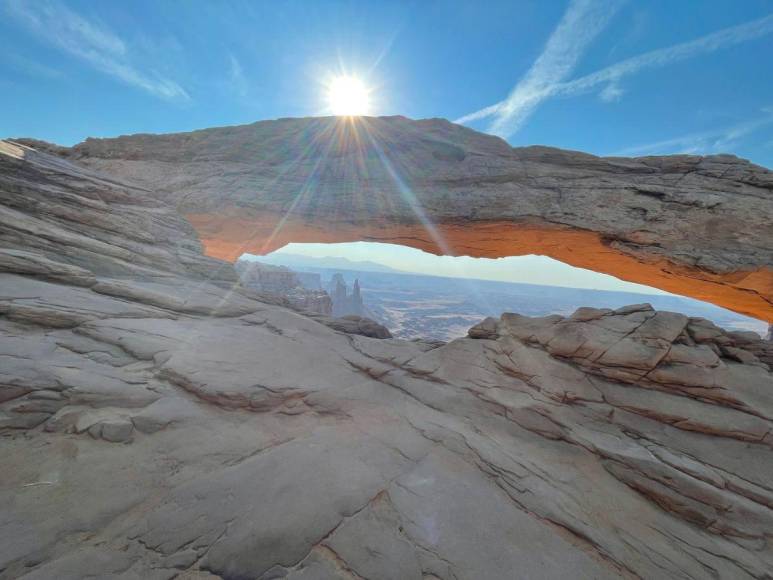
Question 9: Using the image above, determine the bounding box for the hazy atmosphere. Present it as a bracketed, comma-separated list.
[264, 242, 672, 294]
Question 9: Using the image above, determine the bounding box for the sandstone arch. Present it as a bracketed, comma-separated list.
[36, 116, 773, 321]
[186, 212, 773, 323]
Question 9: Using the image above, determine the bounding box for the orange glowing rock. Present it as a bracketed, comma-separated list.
[187, 211, 773, 323]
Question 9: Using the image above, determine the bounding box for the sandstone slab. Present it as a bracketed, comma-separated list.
[2, 130, 773, 580]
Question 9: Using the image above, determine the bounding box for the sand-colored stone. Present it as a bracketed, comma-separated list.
[2, 131, 773, 579]
[25, 116, 771, 321]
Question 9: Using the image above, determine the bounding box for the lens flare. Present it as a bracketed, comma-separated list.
[326, 75, 371, 116]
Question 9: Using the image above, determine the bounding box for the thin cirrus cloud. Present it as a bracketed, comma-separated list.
[615, 108, 773, 157]
[457, 4, 773, 139]
[0, 50, 64, 80]
[551, 12, 773, 100]
[4, 0, 189, 101]
[228, 54, 248, 98]
[456, 0, 625, 137]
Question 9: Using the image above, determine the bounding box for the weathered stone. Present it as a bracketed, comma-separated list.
[0, 249, 96, 287]
[0, 411, 51, 429]
[25, 117, 772, 321]
[569, 306, 611, 321]
[467, 316, 499, 339]
[613, 303, 654, 315]
[2, 130, 773, 580]
[0, 139, 237, 284]
[304, 313, 393, 339]
[99, 419, 133, 443]
[722, 345, 761, 365]
[130, 397, 201, 434]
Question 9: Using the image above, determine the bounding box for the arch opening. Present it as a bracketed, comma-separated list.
[187, 211, 773, 325]
[235, 240, 767, 341]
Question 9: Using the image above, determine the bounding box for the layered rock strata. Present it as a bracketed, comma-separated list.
[1, 138, 772, 579]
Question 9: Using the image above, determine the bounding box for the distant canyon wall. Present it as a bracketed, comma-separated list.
[235, 260, 332, 316]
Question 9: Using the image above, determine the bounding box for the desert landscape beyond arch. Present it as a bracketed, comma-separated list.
[187, 211, 773, 323]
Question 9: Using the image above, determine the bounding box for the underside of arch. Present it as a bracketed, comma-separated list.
[187, 211, 773, 323]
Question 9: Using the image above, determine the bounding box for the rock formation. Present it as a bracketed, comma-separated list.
[236, 260, 299, 294]
[284, 287, 333, 317]
[1, 132, 773, 579]
[18, 115, 773, 322]
[236, 260, 333, 316]
[295, 270, 323, 290]
[328, 273, 367, 318]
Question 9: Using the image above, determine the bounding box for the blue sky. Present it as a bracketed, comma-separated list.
[1, 0, 772, 302]
[2, 0, 773, 166]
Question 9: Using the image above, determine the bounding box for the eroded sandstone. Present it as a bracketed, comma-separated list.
[1, 135, 773, 579]
[17, 116, 772, 321]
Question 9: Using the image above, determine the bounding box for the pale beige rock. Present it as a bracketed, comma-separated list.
[99, 419, 134, 443]
[304, 312, 393, 338]
[0, 249, 96, 286]
[1, 131, 773, 580]
[467, 316, 498, 339]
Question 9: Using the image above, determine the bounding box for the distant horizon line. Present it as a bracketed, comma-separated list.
[242, 252, 679, 299]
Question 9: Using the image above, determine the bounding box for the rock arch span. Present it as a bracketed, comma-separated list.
[186, 211, 773, 323]
[30, 116, 773, 322]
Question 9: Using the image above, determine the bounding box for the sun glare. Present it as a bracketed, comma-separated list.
[326, 75, 371, 116]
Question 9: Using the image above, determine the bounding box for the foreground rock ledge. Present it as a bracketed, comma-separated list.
[19, 115, 773, 321]
[1, 135, 773, 579]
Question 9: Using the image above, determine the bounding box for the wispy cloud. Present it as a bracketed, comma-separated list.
[553, 13, 773, 100]
[457, 0, 623, 136]
[458, 8, 773, 138]
[599, 81, 623, 102]
[228, 53, 248, 98]
[4, 0, 189, 101]
[614, 108, 773, 156]
[0, 50, 64, 80]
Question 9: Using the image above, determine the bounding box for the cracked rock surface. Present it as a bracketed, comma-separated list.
[2, 139, 773, 579]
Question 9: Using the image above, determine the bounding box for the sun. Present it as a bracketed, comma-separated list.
[326, 75, 371, 116]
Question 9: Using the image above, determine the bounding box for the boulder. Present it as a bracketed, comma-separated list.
[99, 420, 134, 443]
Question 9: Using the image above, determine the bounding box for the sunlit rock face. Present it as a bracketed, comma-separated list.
[25, 115, 773, 321]
[2, 139, 773, 579]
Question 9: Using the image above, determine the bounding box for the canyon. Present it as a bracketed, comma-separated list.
[269, 264, 768, 342]
[1, 116, 772, 580]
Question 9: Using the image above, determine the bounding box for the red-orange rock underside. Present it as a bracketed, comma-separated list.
[187, 212, 773, 323]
